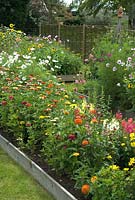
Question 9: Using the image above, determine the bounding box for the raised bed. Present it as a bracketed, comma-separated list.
[0, 134, 78, 200]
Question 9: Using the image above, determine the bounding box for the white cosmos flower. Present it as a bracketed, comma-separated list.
[22, 77, 26, 81]
[117, 60, 122, 64]
[23, 55, 31, 59]
[21, 64, 27, 69]
[52, 59, 58, 63]
[106, 63, 110, 67]
[51, 67, 54, 71]
[127, 57, 132, 62]
[47, 56, 51, 60]
[113, 66, 117, 71]
[117, 83, 121, 87]
[103, 118, 120, 131]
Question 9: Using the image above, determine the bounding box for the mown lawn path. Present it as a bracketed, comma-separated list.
[0, 148, 55, 200]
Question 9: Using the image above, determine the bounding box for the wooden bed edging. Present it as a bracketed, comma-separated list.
[0, 134, 78, 200]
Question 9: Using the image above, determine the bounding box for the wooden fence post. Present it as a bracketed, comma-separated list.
[39, 22, 42, 36]
[82, 24, 86, 60]
[58, 22, 61, 39]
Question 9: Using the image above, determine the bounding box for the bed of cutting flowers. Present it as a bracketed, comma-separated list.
[0, 24, 135, 200]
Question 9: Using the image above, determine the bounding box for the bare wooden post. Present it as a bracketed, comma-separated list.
[82, 24, 86, 61]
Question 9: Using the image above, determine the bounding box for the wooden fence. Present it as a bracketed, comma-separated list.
[39, 23, 108, 59]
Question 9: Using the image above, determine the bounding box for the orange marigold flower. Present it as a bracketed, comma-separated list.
[81, 184, 90, 195]
[82, 139, 89, 146]
[74, 118, 83, 125]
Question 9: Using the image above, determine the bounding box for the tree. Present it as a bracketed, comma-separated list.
[0, 0, 30, 29]
[45, 0, 66, 23]
[80, 0, 135, 28]
[28, 0, 49, 25]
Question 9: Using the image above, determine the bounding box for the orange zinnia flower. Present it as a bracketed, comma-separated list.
[89, 109, 97, 115]
[81, 184, 90, 195]
[47, 83, 54, 88]
[91, 117, 98, 123]
[82, 139, 89, 146]
[74, 118, 83, 125]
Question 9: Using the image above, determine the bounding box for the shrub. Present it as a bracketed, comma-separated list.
[83, 30, 135, 111]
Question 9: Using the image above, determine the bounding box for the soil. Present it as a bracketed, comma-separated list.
[0, 128, 89, 200]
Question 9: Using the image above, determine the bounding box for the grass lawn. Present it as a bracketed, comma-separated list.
[0, 148, 55, 200]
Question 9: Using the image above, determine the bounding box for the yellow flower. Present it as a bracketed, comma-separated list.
[38, 44, 43, 48]
[128, 83, 133, 88]
[128, 157, 135, 166]
[109, 165, 119, 170]
[64, 95, 69, 98]
[131, 142, 135, 147]
[106, 155, 112, 159]
[39, 115, 50, 119]
[123, 168, 129, 171]
[91, 176, 97, 183]
[121, 143, 125, 146]
[70, 104, 77, 108]
[130, 133, 135, 141]
[72, 152, 80, 157]
[20, 121, 25, 125]
[65, 101, 71, 105]
[130, 133, 135, 138]
[9, 23, 15, 29]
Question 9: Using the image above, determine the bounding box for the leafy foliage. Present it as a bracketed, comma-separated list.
[0, 0, 30, 29]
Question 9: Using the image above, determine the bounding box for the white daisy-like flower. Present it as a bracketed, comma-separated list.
[106, 63, 110, 67]
[127, 57, 132, 62]
[117, 60, 122, 65]
[113, 66, 117, 71]
[116, 83, 121, 87]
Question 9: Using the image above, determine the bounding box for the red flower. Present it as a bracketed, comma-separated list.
[1, 100, 7, 106]
[68, 134, 76, 141]
[115, 112, 123, 120]
[9, 96, 14, 100]
[25, 102, 32, 107]
[21, 101, 27, 105]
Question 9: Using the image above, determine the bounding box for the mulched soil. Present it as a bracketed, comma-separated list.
[0, 128, 89, 200]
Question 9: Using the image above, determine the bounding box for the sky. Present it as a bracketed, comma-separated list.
[63, 0, 73, 5]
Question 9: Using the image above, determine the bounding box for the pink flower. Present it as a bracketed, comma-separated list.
[107, 53, 112, 57]
[121, 118, 135, 133]
[126, 123, 135, 133]
[128, 118, 133, 123]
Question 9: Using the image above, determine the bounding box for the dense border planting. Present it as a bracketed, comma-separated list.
[0, 25, 135, 199]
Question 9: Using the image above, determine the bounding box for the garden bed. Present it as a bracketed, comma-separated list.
[0, 128, 86, 200]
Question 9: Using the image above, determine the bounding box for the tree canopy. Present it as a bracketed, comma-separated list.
[0, 0, 30, 28]
[80, 0, 135, 27]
